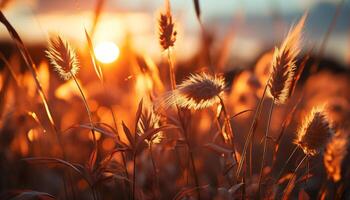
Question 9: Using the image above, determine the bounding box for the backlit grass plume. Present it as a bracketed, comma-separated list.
[324, 130, 348, 182]
[137, 106, 164, 144]
[268, 14, 306, 104]
[46, 35, 79, 80]
[158, 0, 177, 50]
[162, 73, 225, 110]
[295, 106, 333, 156]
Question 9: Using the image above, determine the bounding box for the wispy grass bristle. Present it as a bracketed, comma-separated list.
[161, 73, 225, 110]
[137, 105, 164, 144]
[46, 35, 80, 80]
[158, 0, 177, 51]
[268, 14, 306, 104]
[295, 106, 334, 156]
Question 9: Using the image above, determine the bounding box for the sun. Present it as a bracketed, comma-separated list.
[94, 41, 120, 64]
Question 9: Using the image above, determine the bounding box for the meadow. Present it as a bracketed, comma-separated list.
[0, 0, 349, 199]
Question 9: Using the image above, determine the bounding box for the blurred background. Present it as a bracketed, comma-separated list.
[1, 0, 350, 65]
[0, 0, 350, 199]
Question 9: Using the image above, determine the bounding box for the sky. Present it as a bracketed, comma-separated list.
[0, 0, 349, 64]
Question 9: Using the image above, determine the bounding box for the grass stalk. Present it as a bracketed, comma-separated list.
[188, 144, 201, 199]
[132, 153, 137, 200]
[275, 146, 299, 184]
[257, 99, 275, 196]
[166, 45, 200, 198]
[150, 141, 160, 199]
[218, 96, 238, 165]
[70, 73, 99, 200]
[177, 109, 201, 199]
[0, 13, 82, 200]
[236, 84, 268, 179]
[281, 154, 308, 200]
[167, 49, 176, 90]
[71, 73, 97, 147]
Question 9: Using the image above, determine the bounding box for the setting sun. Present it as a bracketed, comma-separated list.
[94, 41, 120, 64]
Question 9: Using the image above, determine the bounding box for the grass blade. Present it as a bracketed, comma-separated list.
[85, 28, 103, 83]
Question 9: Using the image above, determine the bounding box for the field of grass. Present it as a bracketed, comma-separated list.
[0, 0, 349, 199]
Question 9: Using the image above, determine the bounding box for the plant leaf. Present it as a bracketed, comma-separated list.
[22, 157, 89, 185]
[122, 121, 134, 148]
[87, 148, 97, 173]
[134, 125, 177, 154]
[134, 98, 143, 134]
[78, 123, 116, 138]
[85, 28, 103, 83]
[230, 109, 254, 120]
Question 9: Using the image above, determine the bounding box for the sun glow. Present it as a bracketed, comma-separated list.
[94, 41, 120, 64]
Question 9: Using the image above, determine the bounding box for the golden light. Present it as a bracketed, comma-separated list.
[94, 41, 120, 64]
[27, 129, 40, 142]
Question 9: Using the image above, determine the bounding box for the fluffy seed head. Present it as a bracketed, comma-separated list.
[268, 14, 306, 104]
[162, 73, 225, 110]
[137, 106, 164, 144]
[295, 106, 334, 156]
[46, 35, 79, 80]
[158, 0, 177, 50]
[324, 130, 348, 182]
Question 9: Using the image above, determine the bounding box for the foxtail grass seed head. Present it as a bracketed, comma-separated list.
[163, 73, 225, 110]
[158, 1, 177, 50]
[46, 35, 79, 80]
[295, 106, 334, 156]
[137, 106, 164, 144]
[324, 130, 348, 182]
[268, 14, 306, 104]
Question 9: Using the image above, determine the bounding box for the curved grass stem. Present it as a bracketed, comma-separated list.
[177, 108, 201, 199]
[281, 154, 308, 200]
[167, 49, 176, 90]
[71, 73, 97, 148]
[150, 141, 160, 199]
[257, 99, 275, 196]
[275, 146, 299, 185]
[218, 96, 238, 165]
[236, 84, 268, 179]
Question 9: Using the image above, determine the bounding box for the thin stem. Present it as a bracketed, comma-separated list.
[257, 99, 275, 196]
[71, 74, 98, 200]
[150, 141, 160, 199]
[106, 91, 129, 179]
[71, 73, 97, 147]
[92, 186, 98, 200]
[281, 154, 308, 200]
[275, 146, 299, 184]
[110, 108, 129, 180]
[249, 140, 253, 177]
[132, 153, 136, 200]
[218, 96, 238, 167]
[167, 49, 176, 90]
[318, 178, 329, 199]
[62, 173, 69, 200]
[236, 84, 268, 179]
[167, 47, 199, 198]
[271, 99, 300, 166]
[188, 146, 201, 200]
[177, 108, 201, 199]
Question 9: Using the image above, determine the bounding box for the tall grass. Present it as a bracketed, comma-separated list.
[0, 1, 349, 200]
